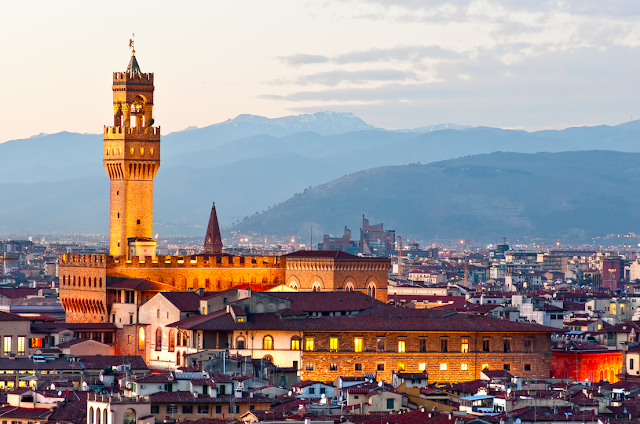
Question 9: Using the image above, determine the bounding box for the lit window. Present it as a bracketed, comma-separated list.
[330, 337, 339, 352]
[138, 328, 145, 350]
[461, 338, 469, 353]
[3, 337, 11, 356]
[398, 340, 406, 353]
[377, 338, 385, 352]
[263, 336, 274, 350]
[354, 337, 363, 352]
[482, 363, 489, 370]
[419, 363, 426, 371]
[291, 338, 300, 351]
[17, 337, 25, 356]
[397, 363, 405, 371]
[461, 363, 468, 371]
[29, 338, 43, 348]
[305, 338, 314, 352]
[440, 363, 447, 371]
[130, 148, 134, 155]
[140, 148, 144, 155]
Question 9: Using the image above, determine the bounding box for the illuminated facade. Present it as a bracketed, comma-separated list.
[551, 340, 622, 382]
[59, 52, 390, 330]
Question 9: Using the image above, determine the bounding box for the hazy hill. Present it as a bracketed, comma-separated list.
[4, 113, 640, 236]
[231, 151, 640, 243]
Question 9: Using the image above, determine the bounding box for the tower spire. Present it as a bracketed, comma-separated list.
[127, 34, 141, 74]
[204, 202, 223, 255]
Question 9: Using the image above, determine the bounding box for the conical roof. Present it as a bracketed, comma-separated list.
[203, 202, 223, 254]
[127, 54, 141, 74]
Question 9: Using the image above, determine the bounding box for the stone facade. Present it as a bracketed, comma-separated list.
[301, 330, 551, 384]
[60, 55, 391, 325]
[285, 252, 390, 302]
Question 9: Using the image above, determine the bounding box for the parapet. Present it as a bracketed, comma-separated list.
[60, 254, 111, 268]
[112, 254, 284, 269]
[113, 72, 154, 85]
[104, 126, 161, 140]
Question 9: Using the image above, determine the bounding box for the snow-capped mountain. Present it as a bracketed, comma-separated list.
[216, 111, 379, 135]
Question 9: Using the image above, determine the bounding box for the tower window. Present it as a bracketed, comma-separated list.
[116, 191, 119, 195]
[117, 213, 120, 218]
[137, 219, 141, 224]
[150, 148, 154, 156]
[140, 148, 144, 155]
[130, 148, 135, 155]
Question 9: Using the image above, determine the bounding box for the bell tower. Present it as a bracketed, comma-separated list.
[103, 48, 160, 258]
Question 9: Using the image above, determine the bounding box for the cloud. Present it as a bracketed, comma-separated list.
[259, 45, 640, 104]
[277, 53, 330, 66]
[334, 45, 463, 64]
[269, 69, 418, 86]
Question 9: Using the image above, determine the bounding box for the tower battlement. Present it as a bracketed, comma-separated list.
[113, 72, 154, 84]
[60, 254, 284, 269]
[104, 126, 161, 140]
[60, 254, 110, 267]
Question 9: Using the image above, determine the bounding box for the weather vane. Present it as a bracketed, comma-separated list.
[129, 33, 135, 54]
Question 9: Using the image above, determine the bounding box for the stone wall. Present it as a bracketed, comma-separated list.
[301, 331, 551, 383]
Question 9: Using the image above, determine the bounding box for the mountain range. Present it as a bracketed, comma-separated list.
[1, 112, 640, 241]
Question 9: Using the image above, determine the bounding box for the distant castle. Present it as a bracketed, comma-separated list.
[59, 52, 390, 324]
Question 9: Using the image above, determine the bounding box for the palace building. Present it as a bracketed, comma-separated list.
[59, 52, 390, 325]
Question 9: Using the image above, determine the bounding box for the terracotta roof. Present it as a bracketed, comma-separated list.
[269, 291, 382, 314]
[79, 355, 148, 370]
[173, 305, 556, 333]
[482, 370, 514, 380]
[0, 358, 80, 371]
[0, 406, 52, 419]
[107, 278, 175, 291]
[57, 338, 96, 348]
[396, 372, 428, 379]
[149, 391, 271, 404]
[0, 288, 38, 299]
[161, 292, 208, 312]
[132, 373, 171, 383]
[0, 311, 31, 321]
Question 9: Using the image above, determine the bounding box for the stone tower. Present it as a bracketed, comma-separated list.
[103, 52, 160, 258]
[203, 202, 223, 254]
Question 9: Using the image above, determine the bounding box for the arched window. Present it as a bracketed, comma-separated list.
[291, 336, 301, 350]
[155, 328, 162, 351]
[288, 280, 298, 290]
[263, 335, 274, 350]
[103, 409, 107, 424]
[263, 354, 273, 363]
[123, 408, 136, 424]
[168, 329, 175, 352]
[236, 336, 246, 349]
[73, 276, 76, 286]
[344, 281, 355, 292]
[312, 281, 322, 292]
[182, 333, 188, 347]
[176, 350, 181, 366]
[96, 407, 101, 424]
[367, 282, 377, 299]
[99, 278, 102, 288]
[89, 407, 94, 424]
[94, 277, 97, 288]
[138, 327, 145, 351]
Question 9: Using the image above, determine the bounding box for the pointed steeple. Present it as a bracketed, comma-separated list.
[127, 54, 141, 75]
[203, 202, 223, 254]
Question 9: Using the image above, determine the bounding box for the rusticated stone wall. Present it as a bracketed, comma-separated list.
[301, 331, 551, 383]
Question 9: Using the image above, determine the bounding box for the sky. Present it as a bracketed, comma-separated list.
[2, 0, 640, 143]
